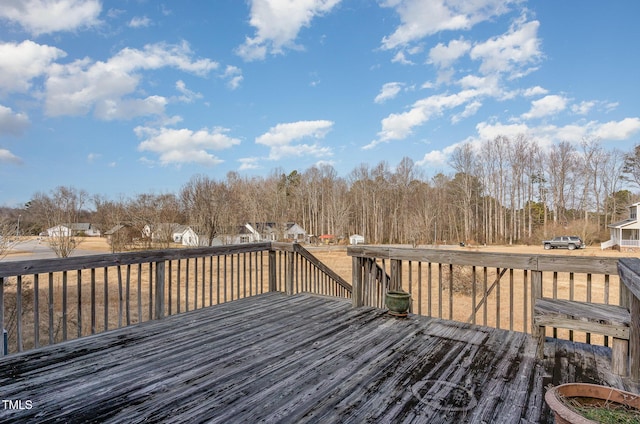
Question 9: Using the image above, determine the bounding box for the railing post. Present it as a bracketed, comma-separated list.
[155, 261, 165, 320]
[0, 276, 4, 356]
[531, 269, 544, 357]
[286, 252, 294, 295]
[352, 257, 363, 307]
[390, 259, 402, 291]
[268, 249, 277, 292]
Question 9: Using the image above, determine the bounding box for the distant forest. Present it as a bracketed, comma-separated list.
[4, 135, 640, 247]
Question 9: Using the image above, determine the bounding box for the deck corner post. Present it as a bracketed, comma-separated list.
[630, 294, 640, 382]
[531, 270, 543, 356]
[285, 252, 294, 295]
[352, 257, 364, 307]
[155, 261, 165, 320]
[268, 249, 277, 292]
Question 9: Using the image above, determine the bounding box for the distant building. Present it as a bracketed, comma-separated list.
[349, 234, 365, 245]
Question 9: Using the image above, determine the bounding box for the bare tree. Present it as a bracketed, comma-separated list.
[28, 187, 88, 257]
[180, 175, 230, 246]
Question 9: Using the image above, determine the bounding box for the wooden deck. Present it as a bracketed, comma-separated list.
[0, 293, 637, 423]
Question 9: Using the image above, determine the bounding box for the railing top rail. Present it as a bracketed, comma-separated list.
[0, 242, 273, 278]
[347, 245, 619, 275]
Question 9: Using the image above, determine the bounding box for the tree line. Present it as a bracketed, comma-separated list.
[4, 135, 640, 253]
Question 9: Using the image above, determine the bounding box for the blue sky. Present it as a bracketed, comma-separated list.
[1, 0, 640, 207]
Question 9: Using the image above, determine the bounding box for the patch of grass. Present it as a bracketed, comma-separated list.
[564, 396, 640, 424]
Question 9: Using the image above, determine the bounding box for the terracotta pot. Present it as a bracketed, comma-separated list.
[385, 291, 411, 317]
[545, 383, 640, 424]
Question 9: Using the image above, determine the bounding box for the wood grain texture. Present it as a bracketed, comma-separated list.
[0, 293, 635, 423]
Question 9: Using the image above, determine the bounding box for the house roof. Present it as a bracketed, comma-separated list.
[608, 218, 637, 228]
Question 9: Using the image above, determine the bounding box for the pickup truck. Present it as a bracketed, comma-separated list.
[542, 236, 584, 250]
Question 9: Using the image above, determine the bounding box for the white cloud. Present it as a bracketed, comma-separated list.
[87, 153, 101, 162]
[570, 100, 595, 115]
[256, 120, 334, 160]
[0, 0, 102, 35]
[135, 126, 240, 166]
[236, 0, 342, 61]
[594, 117, 640, 140]
[369, 88, 486, 148]
[129, 16, 152, 28]
[44, 42, 218, 119]
[391, 51, 414, 65]
[175, 80, 202, 103]
[0, 105, 30, 136]
[0, 41, 66, 94]
[416, 143, 460, 167]
[374, 82, 404, 104]
[451, 100, 482, 124]
[222, 66, 243, 90]
[522, 86, 548, 97]
[428, 38, 471, 68]
[475, 121, 531, 141]
[238, 157, 260, 170]
[521, 94, 568, 120]
[381, 0, 517, 50]
[470, 19, 542, 77]
[0, 148, 23, 165]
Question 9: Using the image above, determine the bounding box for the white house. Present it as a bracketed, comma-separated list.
[602, 201, 640, 250]
[284, 222, 307, 242]
[176, 226, 203, 246]
[349, 234, 365, 245]
[45, 223, 101, 237]
[225, 223, 262, 244]
[46, 225, 71, 238]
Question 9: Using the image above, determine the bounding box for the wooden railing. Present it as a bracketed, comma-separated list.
[615, 258, 640, 381]
[0, 242, 351, 355]
[349, 246, 622, 340]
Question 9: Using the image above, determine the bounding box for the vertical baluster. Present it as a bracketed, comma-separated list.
[33, 274, 40, 349]
[586, 273, 592, 344]
[77, 270, 82, 338]
[177, 260, 181, 314]
[126, 265, 131, 325]
[471, 266, 476, 325]
[224, 255, 229, 301]
[448, 264, 453, 321]
[428, 263, 432, 317]
[209, 256, 213, 307]
[168, 261, 173, 316]
[48, 272, 54, 345]
[62, 271, 67, 341]
[137, 263, 142, 322]
[495, 267, 501, 330]
[438, 263, 443, 319]
[117, 265, 123, 328]
[509, 269, 514, 331]
[17, 276, 23, 351]
[243, 252, 247, 298]
[186, 258, 190, 312]
[148, 263, 153, 320]
[482, 267, 488, 327]
[91, 268, 96, 335]
[417, 262, 422, 316]
[104, 267, 109, 331]
[194, 258, 198, 310]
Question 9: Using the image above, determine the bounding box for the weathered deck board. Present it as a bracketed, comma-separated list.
[0, 292, 635, 423]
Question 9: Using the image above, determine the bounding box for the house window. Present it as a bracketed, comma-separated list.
[240, 235, 250, 243]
